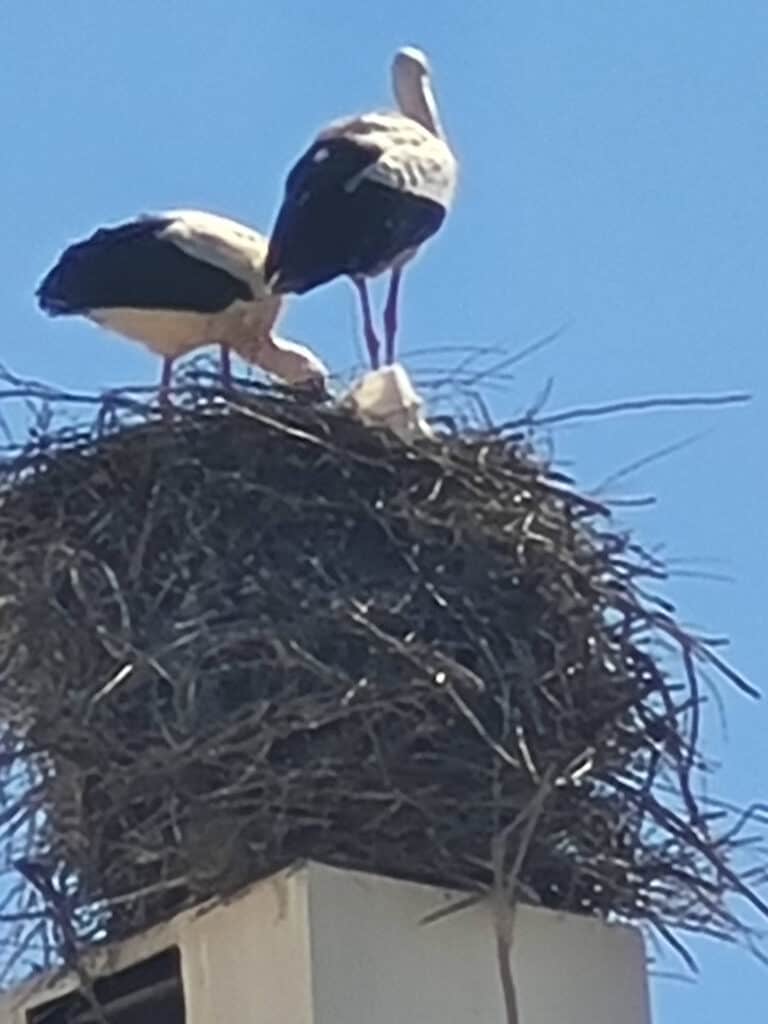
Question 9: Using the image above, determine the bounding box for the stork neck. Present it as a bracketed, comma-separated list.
[394, 74, 444, 138]
[255, 336, 283, 376]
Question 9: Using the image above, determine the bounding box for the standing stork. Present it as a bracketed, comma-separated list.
[265, 46, 457, 369]
[37, 210, 328, 401]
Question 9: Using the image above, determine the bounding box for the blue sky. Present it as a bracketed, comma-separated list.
[2, 2, 767, 1019]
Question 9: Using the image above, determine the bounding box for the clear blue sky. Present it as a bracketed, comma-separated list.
[2, 3, 767, 1020]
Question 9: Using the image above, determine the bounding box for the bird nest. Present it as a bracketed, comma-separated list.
[0, 374, 763, 980]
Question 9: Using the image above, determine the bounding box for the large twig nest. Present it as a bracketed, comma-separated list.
[0, 378, 762, 976]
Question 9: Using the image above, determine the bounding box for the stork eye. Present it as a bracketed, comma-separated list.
[312, 147, 330, 163]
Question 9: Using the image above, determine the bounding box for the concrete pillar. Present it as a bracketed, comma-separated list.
[2, 862, 651, 1024]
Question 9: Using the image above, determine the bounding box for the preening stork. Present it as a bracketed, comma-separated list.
[265, 46, 457, 369]
[37, 210, 328, 400]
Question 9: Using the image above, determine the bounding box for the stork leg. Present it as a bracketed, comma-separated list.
[383, 267, 403, 366]
[353, 276, 380, 370]
[158, 357, 174, 407]
[219, 344, 233, 389]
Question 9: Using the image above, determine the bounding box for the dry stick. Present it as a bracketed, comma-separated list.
[459, 325, 570, 388]
[592, 430, 709, 495]
[491, 769, 555, 1024]
[502, 391, 750, 432]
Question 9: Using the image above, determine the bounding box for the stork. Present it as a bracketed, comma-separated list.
[37, 210, 329, 400]
[264, 46, 457, 369]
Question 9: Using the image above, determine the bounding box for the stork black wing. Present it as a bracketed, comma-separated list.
[37, 217, 252, 316]
[265, 137, 445, 295]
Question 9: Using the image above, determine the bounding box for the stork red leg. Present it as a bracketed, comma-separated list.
[383, 267, 402, 365]
[353, 277, 380, 370]
[220, 344, 233, 389]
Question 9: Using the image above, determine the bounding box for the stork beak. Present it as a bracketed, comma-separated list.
[267, 271, 294, 297]
[264, 253, 284, 294]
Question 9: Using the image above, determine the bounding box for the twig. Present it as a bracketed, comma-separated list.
[15, 861, 109, 1024]
[491, 769, 556, 1024]
[501, 391, 750, 431]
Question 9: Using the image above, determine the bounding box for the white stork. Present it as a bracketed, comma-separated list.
[37, 210, 329, 400]
[265, 46, 457, 369]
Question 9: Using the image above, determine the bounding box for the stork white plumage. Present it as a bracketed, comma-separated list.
[37, 210, 329, 400]
[265, 46, 457, 369]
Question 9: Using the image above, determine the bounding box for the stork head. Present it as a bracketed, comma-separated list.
[259, 335, 330, 397]
[393, 46, 431, 79]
